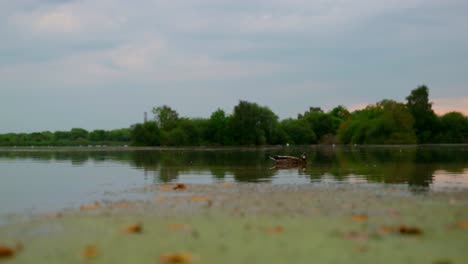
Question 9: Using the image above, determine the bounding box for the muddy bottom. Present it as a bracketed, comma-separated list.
[1, 183, 468, 263]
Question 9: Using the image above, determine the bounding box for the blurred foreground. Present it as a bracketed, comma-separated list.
[1, 183, 468, 263]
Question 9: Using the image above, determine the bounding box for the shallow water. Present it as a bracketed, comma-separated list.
[0, 145, 467, 215]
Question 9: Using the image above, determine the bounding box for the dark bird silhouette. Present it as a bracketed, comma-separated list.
[270, 153, 307, 165]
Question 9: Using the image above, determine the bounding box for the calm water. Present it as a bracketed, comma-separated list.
[0, 146, 467, 215]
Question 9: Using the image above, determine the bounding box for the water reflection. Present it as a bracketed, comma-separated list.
[0, 146, 467, 188]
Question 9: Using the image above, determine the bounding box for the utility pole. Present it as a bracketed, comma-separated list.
[144, 112, 148, 123]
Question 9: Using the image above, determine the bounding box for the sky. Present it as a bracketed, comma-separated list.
[1, 0, 467, 133]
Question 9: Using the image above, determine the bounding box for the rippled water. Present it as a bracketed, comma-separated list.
[0, 145, 467, 215]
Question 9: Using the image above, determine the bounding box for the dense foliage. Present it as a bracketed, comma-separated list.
[1, 86, 466, 146]
[338, 100, 417, 144]
[406, 85, 439, 143]
[0, 128, 130, 146]
[130, 122, 160, 146]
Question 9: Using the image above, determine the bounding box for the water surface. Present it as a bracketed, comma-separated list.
[1, 146, 467, 215]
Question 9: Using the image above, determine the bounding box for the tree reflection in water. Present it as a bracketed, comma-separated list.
[0, 146, 466, 188]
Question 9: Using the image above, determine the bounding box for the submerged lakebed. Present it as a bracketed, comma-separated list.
[0, 146, 468, 263]
[1, 181, 468, 263]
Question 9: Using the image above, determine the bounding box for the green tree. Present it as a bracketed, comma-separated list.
[330, 105, 350, 120]
[108, 128, 131, 141]
[152, 105, 179, 131]
[322, 105, 351, 144]
[406, 85, 438, 143]
[30, 131, 53, 145]
[229, 101, 279, 145]
[165, 127, 189, 146]
[338, 100, 416, 144]
[70, 128, 88, 140]
[377, 100, 417, 144]
[280, 118, 316, 144]
[89, 130, 106, 142]
[177, 118, 207, 146]
[130, 122, 161, 146]
[437, 112, 468, 143]
[206, 109, 230, 145]
[300, 107, 341, 142]
[54, 131, 72, 144]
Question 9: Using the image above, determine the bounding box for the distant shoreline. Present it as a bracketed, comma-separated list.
[0, 144, 467, 152]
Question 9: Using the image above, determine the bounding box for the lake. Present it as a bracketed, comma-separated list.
[1, 145, 467, 216]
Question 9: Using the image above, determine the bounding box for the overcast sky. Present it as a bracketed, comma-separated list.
[1, 0, 467, 133]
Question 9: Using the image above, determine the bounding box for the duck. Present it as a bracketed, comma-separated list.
[270, 153, 307, 165]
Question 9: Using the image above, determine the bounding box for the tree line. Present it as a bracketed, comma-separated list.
[0, 128, 130, 146]
[1, 85, 467, 146]
[131, 85, 467, 146]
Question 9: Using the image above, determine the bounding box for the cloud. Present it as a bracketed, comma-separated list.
[156, 0, 427, 35]
[0, 36, 285, 88]
[35, 11, 81, 33]
[109, 40, 166, 71]
[8, 0, 126, 36]
[1, 0, 467, 132]
[6, 0, 436, 39]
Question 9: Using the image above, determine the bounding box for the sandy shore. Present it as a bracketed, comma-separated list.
[1, 183, 468, 263]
